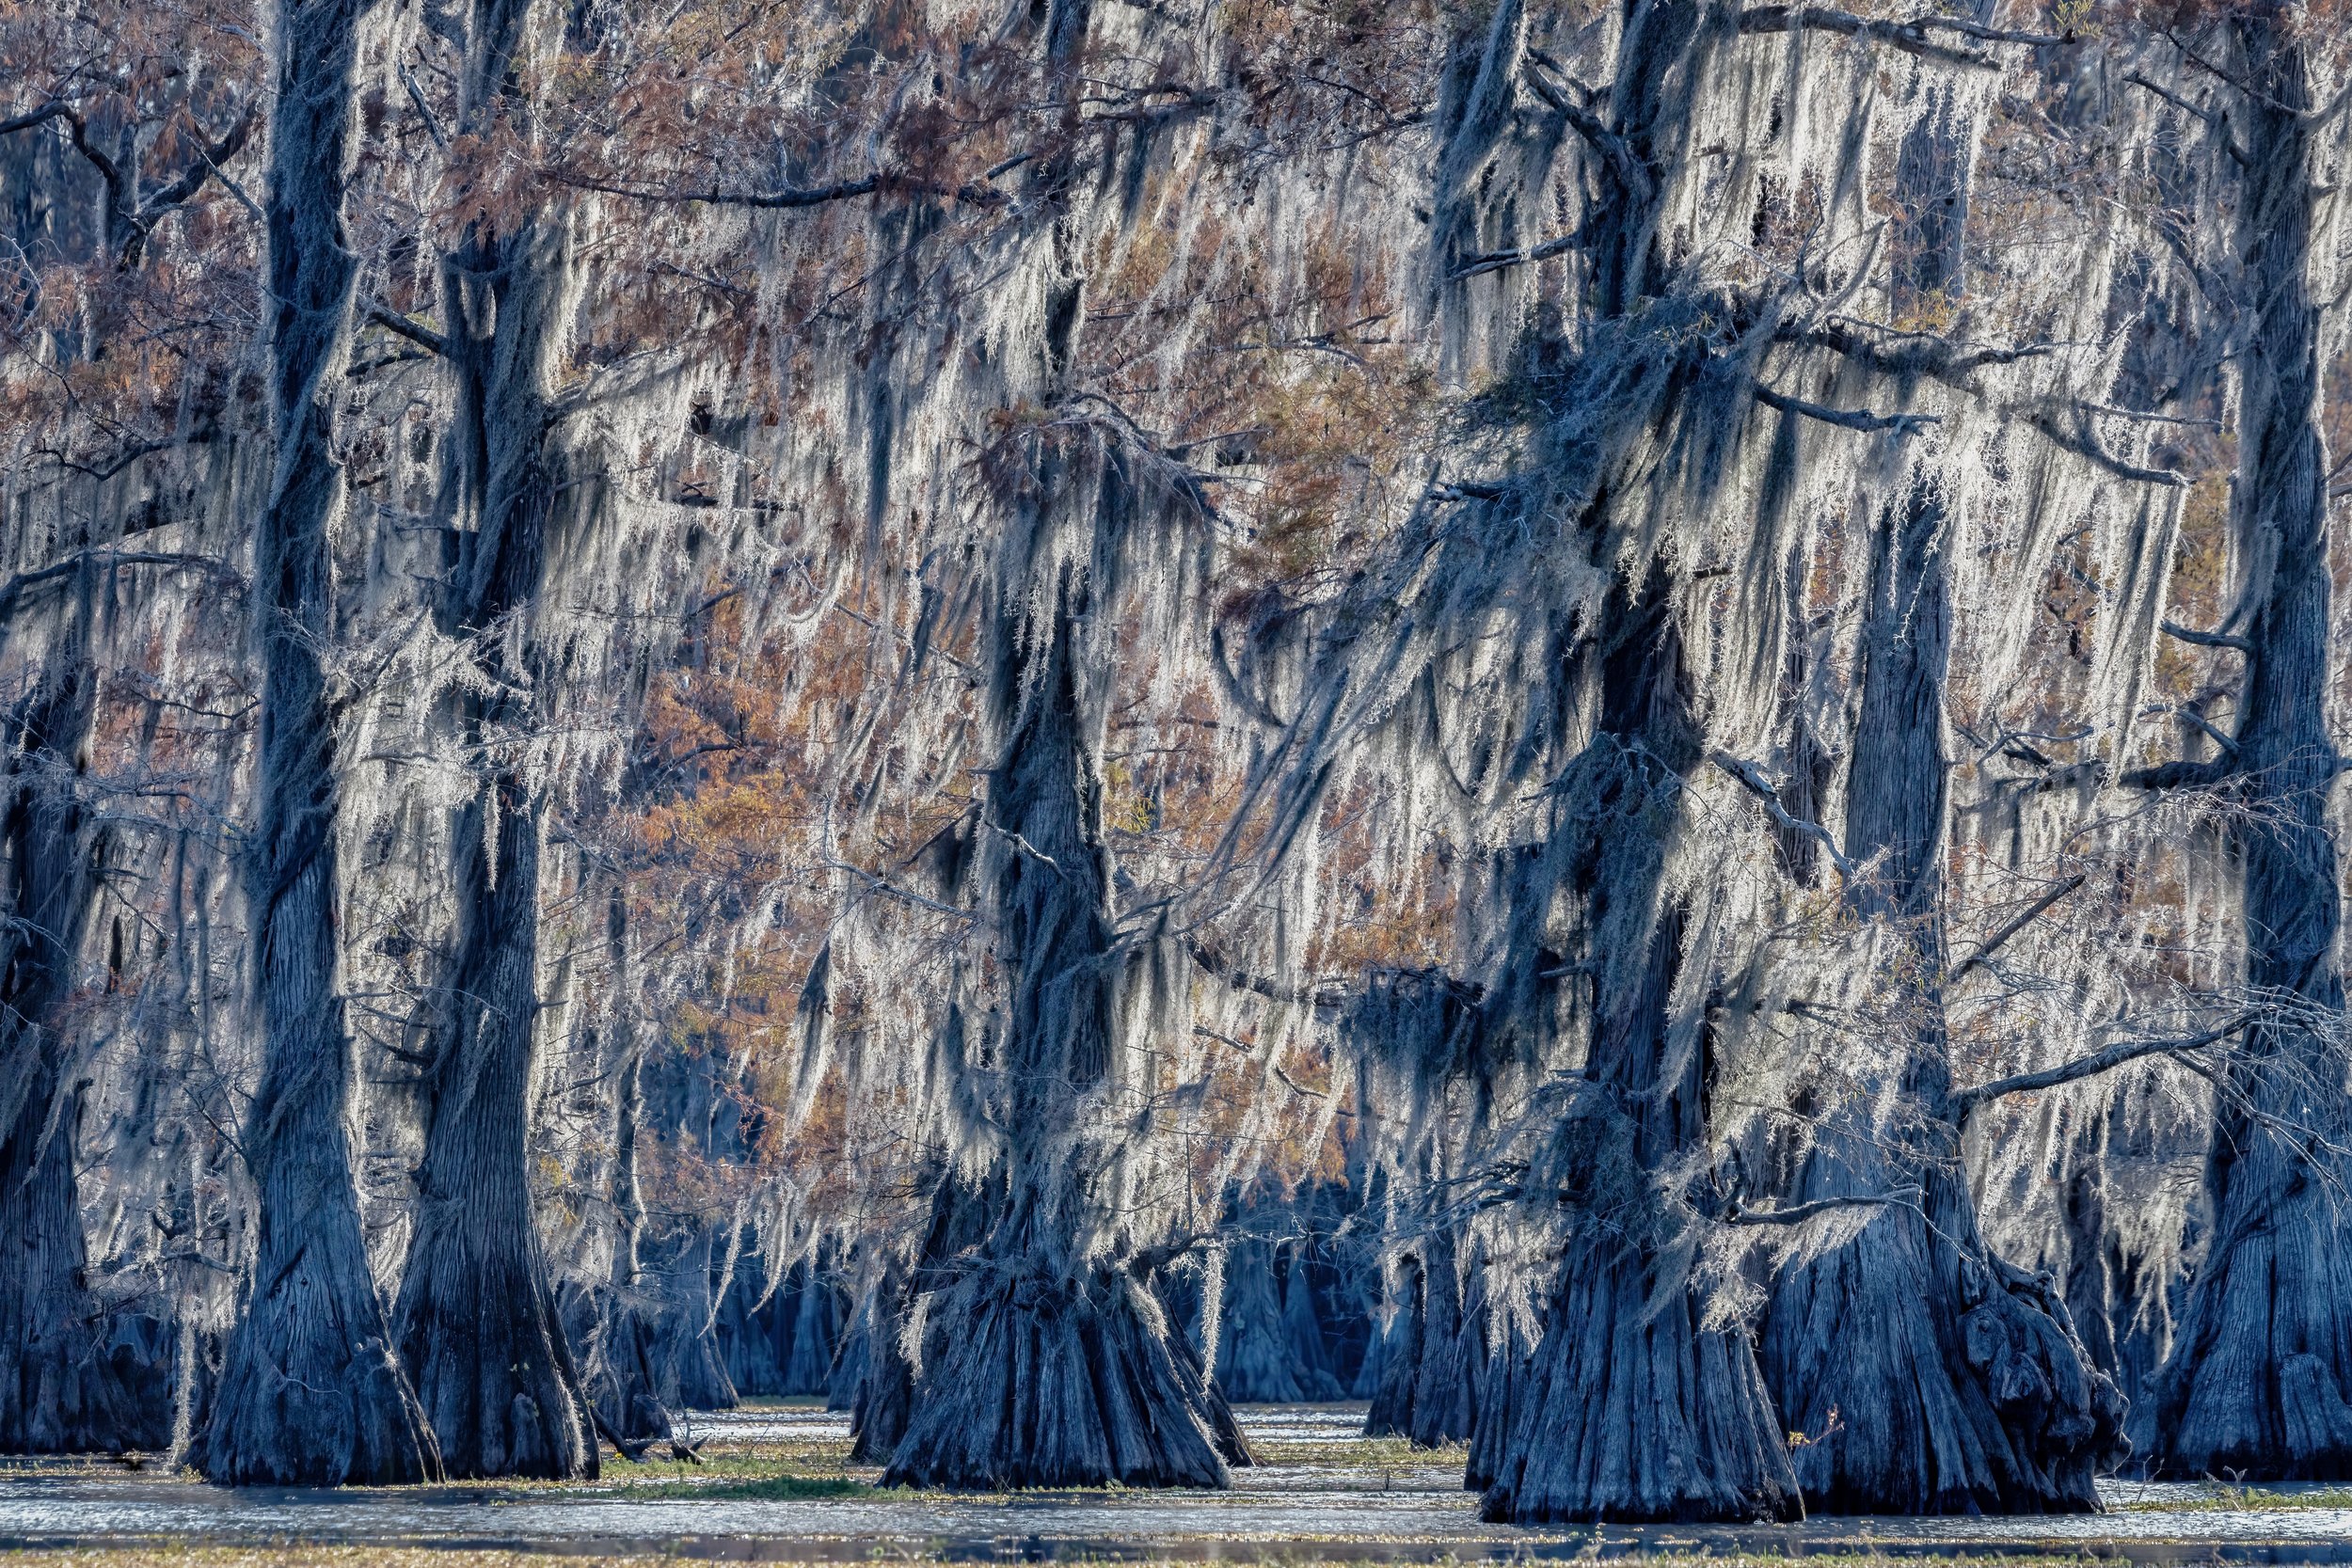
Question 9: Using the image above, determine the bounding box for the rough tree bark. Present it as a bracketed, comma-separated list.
[1482, 572, 1801, 1525]
[1407, 1230, 1481, 1447]
[1363, 1253, 1426, 1436]
[1212, 1239, 1342, 1404]
[1751, 44, 2120, 1512]
[878, 0, 1245, 1491]
[2150, 8, 2352, 1481]
[196, 0, 440, 1482]
[0, 599, 154, 1453]
[883, 499, 1244, 1486]
[564, 891, 672, 1451]
[1470, 0, 1798, 1525]
[389, 0, 595, 1479]
[847, 1254, 916, 1465]
[1364, 1232, 1479, 1444]
[1757, 470, 2117, 1507]
[1466, 1311, 1534, 1491]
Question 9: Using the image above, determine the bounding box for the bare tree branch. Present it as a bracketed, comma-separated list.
[0, 101, 77, 138]
[2162, 619, 2251, 653]
[2121, 754, 2238, 791]
[1522, 63, 1655, 201]
[1950, 1013, 2259, 1121]
[1950, 874, 2087, 979]
[1449, 231, 1584, 281]
[2124, 71, 2249, 163]
[1755, 381, 1938, 438]
[1711, 751, 1858, 879]
[1735, 5, 2062, 69]
[542, 166, 1008, 212]
[364, 301, 448, 356]
[1720, 1187, 1922, 1225]
[2024, 404, 2189, 488]
[0, 549, 233, 624]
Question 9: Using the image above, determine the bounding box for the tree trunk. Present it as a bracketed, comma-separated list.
[1754, 56, 2117, 1513]
[2152, 11, 2352, 1481]
[197, 0, 440, 1482]
[1759, 475, 2116, 1512]
[881, 0, 1243, 1489]
[884, 537, 1244, 1487]
[394, 735, 596, 1477]
[782, 1251, 839, 1395]
[563, 892, 673, 1448]
[389, 0, 593, 1465]
[855, 1168, 994, 1464]
[846, 1259, 914, 1464]
[1218, 1238, 1341, 1402]
[1407, 1230, 1480, 1447]
[1480, 569, 1801, 1525]
[1363, 1253, 1424, 1435]
[565, 1281, 671, 1448]
[639, 1222, 737, 1414]
[1454, 0, 1805, 1521]
[1279, 1244, 1345, 1401]
[1764, 1146, 2119, 1513]
[826, 1292, 868, 1413]
[0, 627, 154, 1453]
[1366, 1238, 1483, 1444]
[1466, 1311, 1533, 1491]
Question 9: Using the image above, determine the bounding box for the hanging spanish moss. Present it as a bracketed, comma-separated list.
[3, 0, 2351, 1519]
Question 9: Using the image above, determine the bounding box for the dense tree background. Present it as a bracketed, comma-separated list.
[4, 0, 2352, 1520]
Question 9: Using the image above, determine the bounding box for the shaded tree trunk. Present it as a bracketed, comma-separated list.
[390, 0, 593, 1475]
[782, 1250, 840, 1395]
[1279, 1244, 1345, 1400]
[1470, 0, 1798, 1522]
[2152, 10, 2352, 1481]
[880, 0, 1242, 1490]
[0, 618, 152, 1453]
[1466, 1311, 1533, 1491]
[1363, 1253, 1425, 1436]
[1755, 55, 2116, 1513]
[1365, 1236, 1482, 1444]
[1760, 474, 2115, 1513]
[845, 1258, 914, 1464]
[1217, 1238, 1343, 1403]
[884, 531, 1244, 1486]
[564, 892, 672, 1449]
[396, 694, 595, 1474]
[1481, 569, 1800, 1525]
[197, 0, 439, 1481]
[1407, 1230, 1481, 1447]
[854, 1166, 992, 1464]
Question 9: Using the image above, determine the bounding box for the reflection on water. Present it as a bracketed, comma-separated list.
[6, 1404, 2352, 1562]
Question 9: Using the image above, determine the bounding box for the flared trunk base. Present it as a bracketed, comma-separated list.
[198, 1280, 438, 1487]
[1766, 1202, 2116, 1514]
[1479, 1248, 1800, 1525]
[399, 1243, 597, 1481]
[1, 1089, 160, 1455]
[2156, 1180, 2352, 1481]
[885, 1263, 1245, 1490]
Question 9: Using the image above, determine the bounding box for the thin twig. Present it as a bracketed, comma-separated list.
[1950, 875, 2086, 979]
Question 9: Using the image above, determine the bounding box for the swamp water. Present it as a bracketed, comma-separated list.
[3, 1404, 2349, 1562]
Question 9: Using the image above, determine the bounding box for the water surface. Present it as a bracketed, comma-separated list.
[5, 1403, 2347, 1562]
